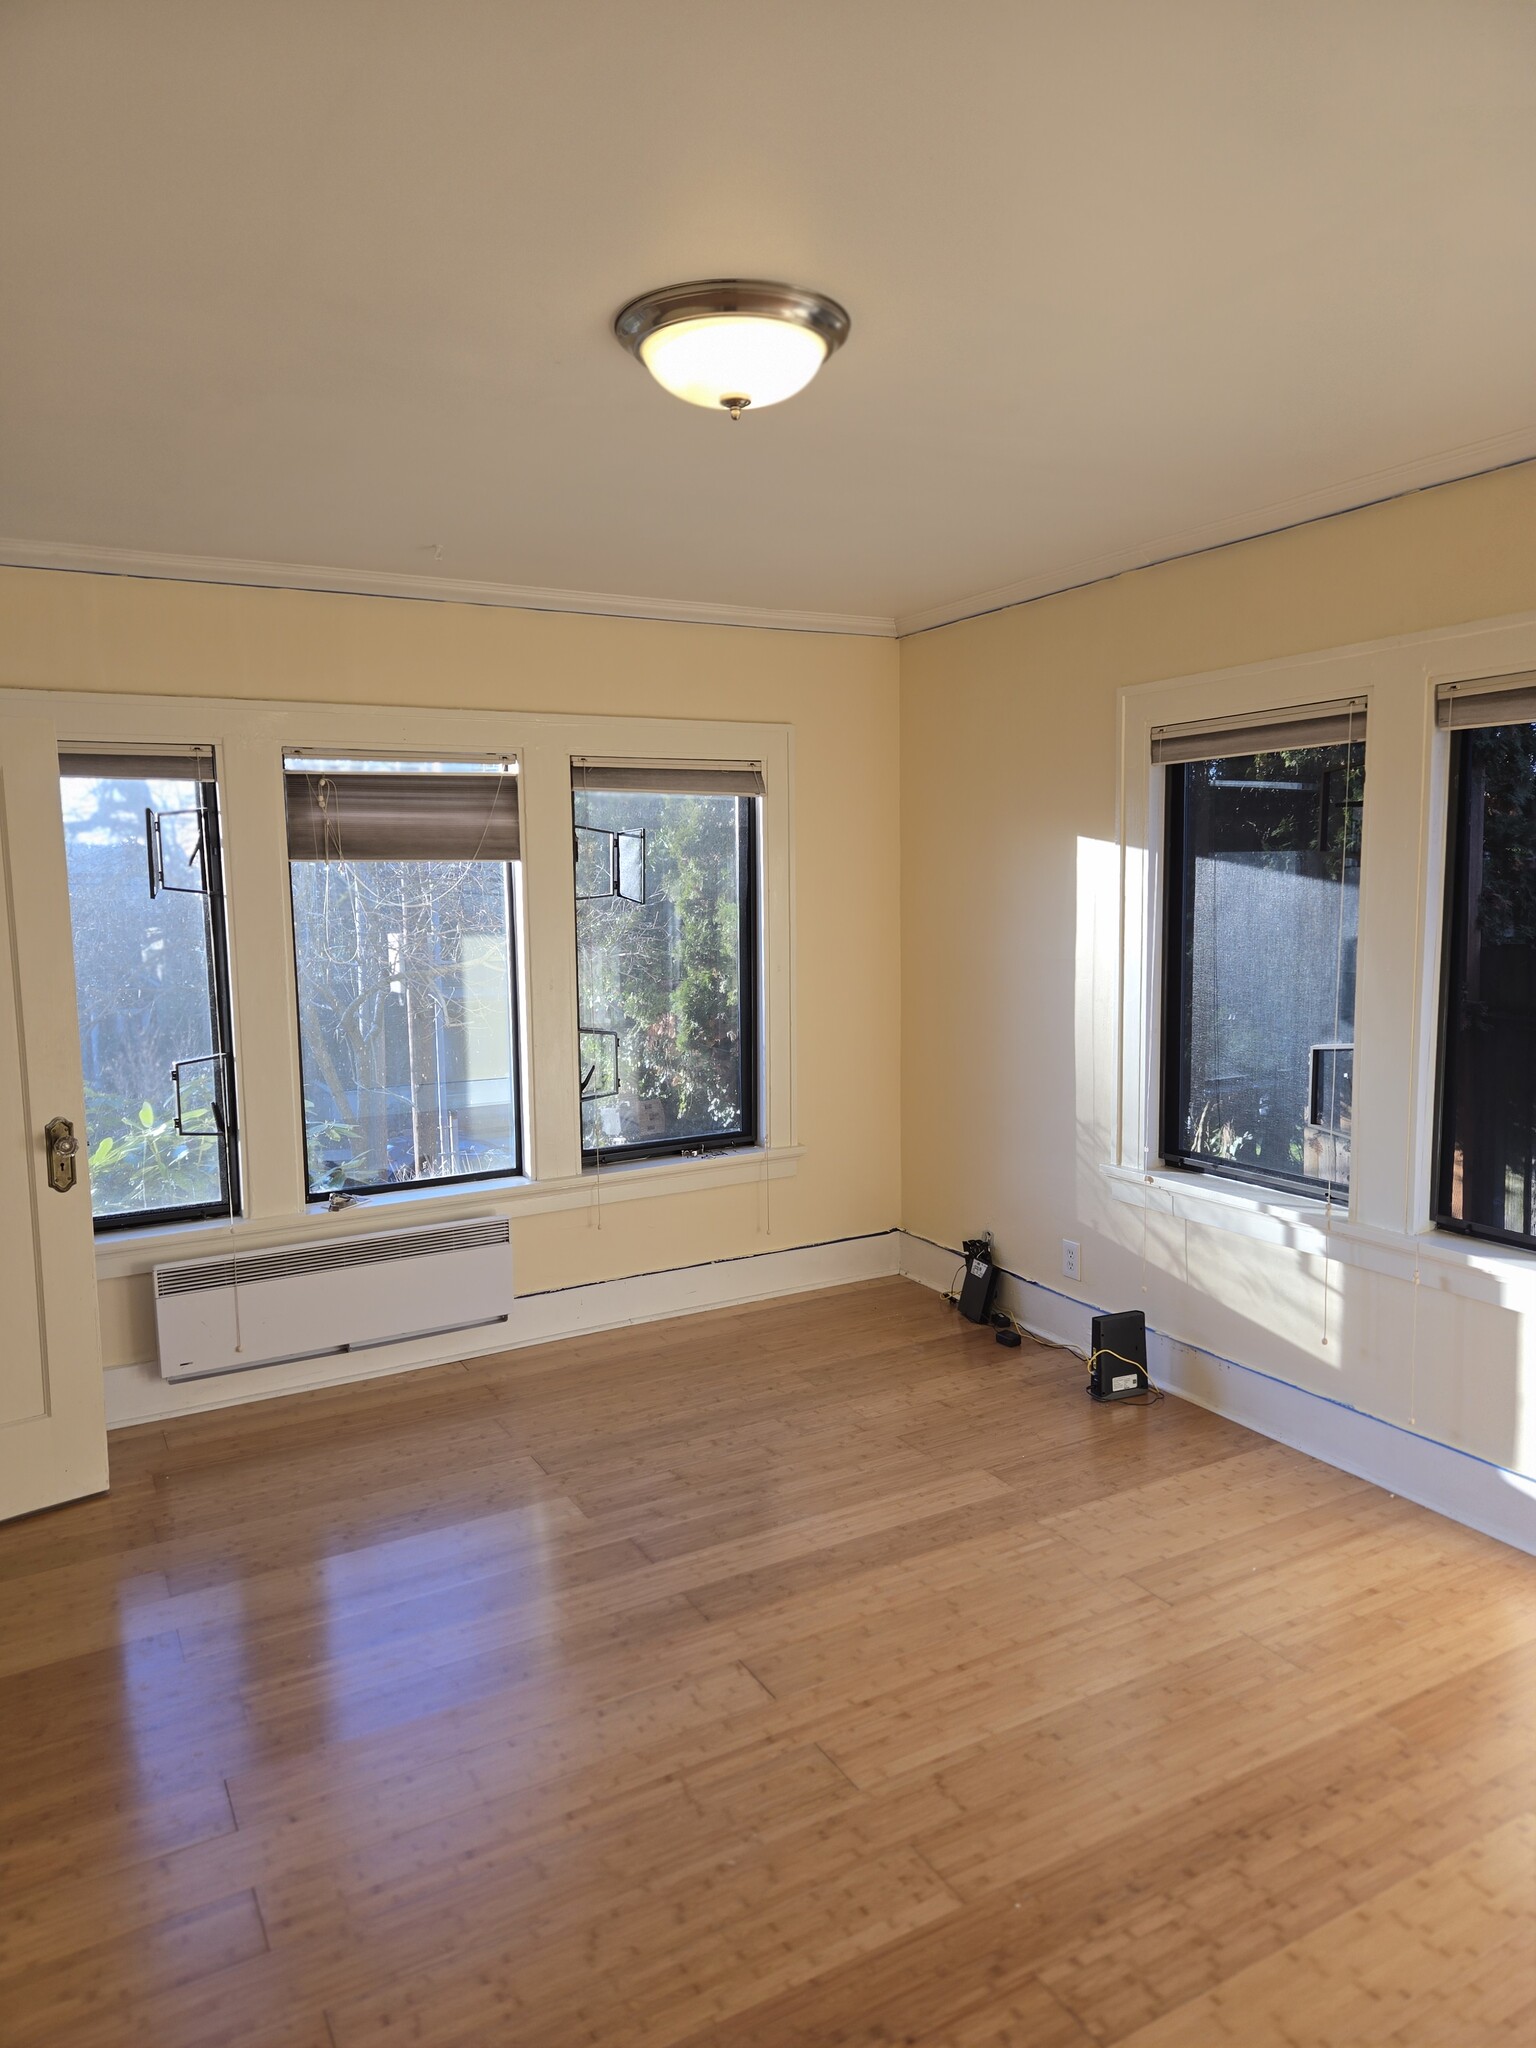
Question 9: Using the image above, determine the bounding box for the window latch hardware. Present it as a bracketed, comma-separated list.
[146, 806, 212, 898]
[574, 825, 647, 904]
[171, 1052, 235, 1139]
[577, 1027, 620, 1100]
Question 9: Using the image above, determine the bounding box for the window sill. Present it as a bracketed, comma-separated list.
[94, 1144, 804, 1281]
[1326, 1215, 1536, 1305]
[1101, 1163, 1536, 1306]
[1103, 1162, 1334, 1249]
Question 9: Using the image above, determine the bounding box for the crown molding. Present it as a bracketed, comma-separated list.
[0, 538, 897, 639]
[894, 429, 1536, 638]
[6, 426, 1534, 647]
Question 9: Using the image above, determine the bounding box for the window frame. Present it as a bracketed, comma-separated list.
[21, 689, 796, 1282]
[1158, 746, 1361, 1204]
[61, 753, 243, 1235]
[1111, 667, 1393, 1229]
[574, 787, 761, 1166]
[286, 839, 527, 1203]
[1430, 720, 1536, 1251]
[1069, 611, 1536, 1365]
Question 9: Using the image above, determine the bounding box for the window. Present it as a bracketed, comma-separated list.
[286, 758, 522, 1197]
[60, 749, 239, 1229]
[1434, 675, 1536, 1247]
[573, 762, 760, 1160]
[1160, 706, 1365, 1197]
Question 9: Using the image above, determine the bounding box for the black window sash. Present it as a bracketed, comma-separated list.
[578, 795, 760, 1165]
[89, 772, 242, 1233]
[1432, 727, 1536, 1248]
[1159, 757, 1356, 1201]
[289, 859, 525, 1202]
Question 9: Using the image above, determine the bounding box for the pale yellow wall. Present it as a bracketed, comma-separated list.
[900, 460, 1536, 1479]
[0, 567, 901, 1367]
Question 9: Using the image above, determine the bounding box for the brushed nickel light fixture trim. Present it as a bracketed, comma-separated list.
[614, 279, 851, 420]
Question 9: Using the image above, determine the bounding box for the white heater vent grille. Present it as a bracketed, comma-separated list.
[155, 1217, 510, 1297]
[153, 1215, 514, 1382]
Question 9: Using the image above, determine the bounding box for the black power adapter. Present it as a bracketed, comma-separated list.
[957, 1235, 998, 1323]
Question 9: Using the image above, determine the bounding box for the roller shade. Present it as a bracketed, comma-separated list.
[571, 757, 764, 796]
[1151, 697, 1367, 766]
[1435, 671, 1536, 730]
[285, 768, 519, 861]
[60, 747, 216, 781]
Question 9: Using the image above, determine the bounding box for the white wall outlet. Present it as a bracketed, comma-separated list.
[1062, 1239, 1080, 1281]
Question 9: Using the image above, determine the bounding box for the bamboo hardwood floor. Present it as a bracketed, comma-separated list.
[1, 1277, 1533, 2047]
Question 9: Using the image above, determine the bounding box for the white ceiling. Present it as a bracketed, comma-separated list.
[2, 1, 1533, 635]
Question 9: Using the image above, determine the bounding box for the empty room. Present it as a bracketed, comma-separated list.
[2, 5, 1534, 2044]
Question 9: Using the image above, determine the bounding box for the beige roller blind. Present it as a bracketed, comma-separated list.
[1435, 670, 1536, 730]
[571, 757, 764, 796]
[285, 767, 519, 861]
[1151, 697, 1367, 766]
[59, 746, 216, 781]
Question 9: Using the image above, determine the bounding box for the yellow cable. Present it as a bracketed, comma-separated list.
[1085, 1344, 1147, 1375]
[1085, 1345, 1162, 1399]
[982, 1315, 1160, 1400]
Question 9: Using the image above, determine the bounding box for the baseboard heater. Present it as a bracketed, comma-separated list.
[154, 1216, 513, 1382]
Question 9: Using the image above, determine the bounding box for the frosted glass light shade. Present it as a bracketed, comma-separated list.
[614, 282, 850, 420]
[638, 316, 829, 412]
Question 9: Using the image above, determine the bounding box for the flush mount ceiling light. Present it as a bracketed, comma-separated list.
[614, 279, 850, 421]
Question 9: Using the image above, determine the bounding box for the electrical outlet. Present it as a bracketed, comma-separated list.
[1062, 1239, 1080, 1281]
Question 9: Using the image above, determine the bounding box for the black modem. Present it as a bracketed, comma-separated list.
[1088, 1309, 1151, 1400]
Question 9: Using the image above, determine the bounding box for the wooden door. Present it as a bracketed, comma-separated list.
[0, 710, 107, 1519]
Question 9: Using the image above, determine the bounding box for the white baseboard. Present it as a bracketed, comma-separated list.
[106, 1220, 1536, 1558]
[898, 1233, 1536, 1557]
[105, 1230, 902, 1427]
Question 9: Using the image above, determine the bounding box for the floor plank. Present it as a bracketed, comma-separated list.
[1, 1276, 1531, 2046]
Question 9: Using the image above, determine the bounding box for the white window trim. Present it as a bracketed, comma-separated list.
[8, 687, 797, 1281]
[1109, 606, 1536, 1289]
[92, 1145, 806, 1280]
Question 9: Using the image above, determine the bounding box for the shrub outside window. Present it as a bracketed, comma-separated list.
[573, 766, 759, 1161]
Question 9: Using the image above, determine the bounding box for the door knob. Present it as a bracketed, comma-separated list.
[44, 1117, 80, 1194]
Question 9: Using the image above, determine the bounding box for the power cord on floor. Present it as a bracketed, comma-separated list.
[987, 1306, 1028, 1337]
[1084, 1343, 1165, 1404]
[944, 1255, 1162, 1399]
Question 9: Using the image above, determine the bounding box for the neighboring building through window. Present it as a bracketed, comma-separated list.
[573, 762, 760, 1160]
[286, 757, 522, 1197]
[60, 749, 239, 1229]
[1160, 710, 1365, 1197]
[1435, 686, 1536, 1246]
